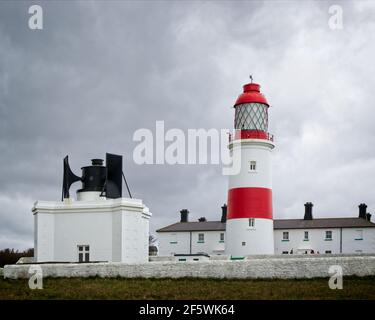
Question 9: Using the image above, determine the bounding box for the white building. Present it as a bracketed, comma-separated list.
[33, 155, 151, 263]
[156, 203, 375, 257]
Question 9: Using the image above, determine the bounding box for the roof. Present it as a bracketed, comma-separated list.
[273, 218, 375, 229]
[234, 83, 269, 107]
[156, 221, 225, 232]
[156, 218, 375, 232]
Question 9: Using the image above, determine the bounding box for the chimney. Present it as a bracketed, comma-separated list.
[366, 213, 372, 221]
[180, 209, 189, 223]
[304, 202, 313, 220]
[358, 203, 367, 219]
[198, 217, 207, 222]
[221, 204, 227, 223]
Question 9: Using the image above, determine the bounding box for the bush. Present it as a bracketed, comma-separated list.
[0, 248, 34, 267]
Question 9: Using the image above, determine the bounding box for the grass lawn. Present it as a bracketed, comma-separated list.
[1, 276, 375, 300]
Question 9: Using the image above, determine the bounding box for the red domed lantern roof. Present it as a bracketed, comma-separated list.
[234, 82, 269, 107]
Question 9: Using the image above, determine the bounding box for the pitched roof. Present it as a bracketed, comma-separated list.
[156, 221, 225, 232]
[156, 218, 375, 232]
[273, 217, 375, 229]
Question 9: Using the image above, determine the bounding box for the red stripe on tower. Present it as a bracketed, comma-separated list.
[227, 187, 273, 220]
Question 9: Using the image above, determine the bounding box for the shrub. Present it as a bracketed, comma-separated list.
[0, 248, 34, 267]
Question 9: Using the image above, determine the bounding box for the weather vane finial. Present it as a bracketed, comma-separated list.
[249, 74, 253, 83]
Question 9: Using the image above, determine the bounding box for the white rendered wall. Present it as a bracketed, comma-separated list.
[228, 141, 273, 189]
[191, 231, 225, 255]
[274, 228, 375, 255]
[112, 211, 122, 262]
[122, 211, 150, 263]
[34, 213, 55, 261]
[157, 231, 225, 256]
[342, 228, 375, 253]
[274, 229, 340, 255]
[33, 197, 151, 263]
[226, 219, 274, 256]
[157, 232, 191, 256]
[158, 227, 375, 257]
[53, 211, 113, 262]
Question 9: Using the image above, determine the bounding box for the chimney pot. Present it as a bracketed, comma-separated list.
[221, 204, 227, 223]
[304, 202, 313, 220]
[180, 209, 189, 223]
[358, 203, 367, 219]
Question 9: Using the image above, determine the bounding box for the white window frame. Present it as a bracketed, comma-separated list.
[325, 230, 332, 240]
[77, 245, 90, 263]
[282, 231, 289, 241]
[249, 160, 257, 172]
[248, 218, 255, 228]
[304, 231, 309, 241]
[198, 233, 205, 242]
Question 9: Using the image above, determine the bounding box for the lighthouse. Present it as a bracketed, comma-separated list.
[225, 80, 275, 257]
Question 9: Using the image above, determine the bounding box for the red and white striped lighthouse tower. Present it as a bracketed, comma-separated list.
[225, 79, 275, 257]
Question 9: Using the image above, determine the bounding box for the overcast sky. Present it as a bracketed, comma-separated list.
[1, 1, 375, 250]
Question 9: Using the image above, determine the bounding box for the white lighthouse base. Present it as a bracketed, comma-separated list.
[225, 218, 274, 257]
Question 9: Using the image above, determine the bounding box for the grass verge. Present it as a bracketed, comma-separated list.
[1, 276, 375, 300]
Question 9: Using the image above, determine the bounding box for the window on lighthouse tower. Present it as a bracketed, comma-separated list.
[248, 218, 255, 228]
[249, 161, 257, 172]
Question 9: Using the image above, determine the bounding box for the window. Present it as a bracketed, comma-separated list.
[355, 230, 363, 240]
[78, 245, 90, 263]
[249, 161, 257, 171]
[304, 231, 309, 241]
[325, 250, 332, 254]
[282, 251, 289, 255]
[220, 233, 225, 242]
[249, 218, 255, 228]
[198, 233, 204, 243]
[325, 231, 332, 240]
[282, 231, 289, 241]
[170, 233, 177, 244]
[242, 242, 246, 246]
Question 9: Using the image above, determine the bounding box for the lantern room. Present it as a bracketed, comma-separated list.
[233, 82, 272, 140]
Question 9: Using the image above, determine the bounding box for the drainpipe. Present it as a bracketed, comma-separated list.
[340, 228, 343, 254]
[189, 231, 192, 254]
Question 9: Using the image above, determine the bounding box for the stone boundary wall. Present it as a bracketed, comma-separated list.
[4, 255, 375, 279]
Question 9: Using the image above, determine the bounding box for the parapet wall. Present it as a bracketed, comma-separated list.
[4, 255, 375, 279]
